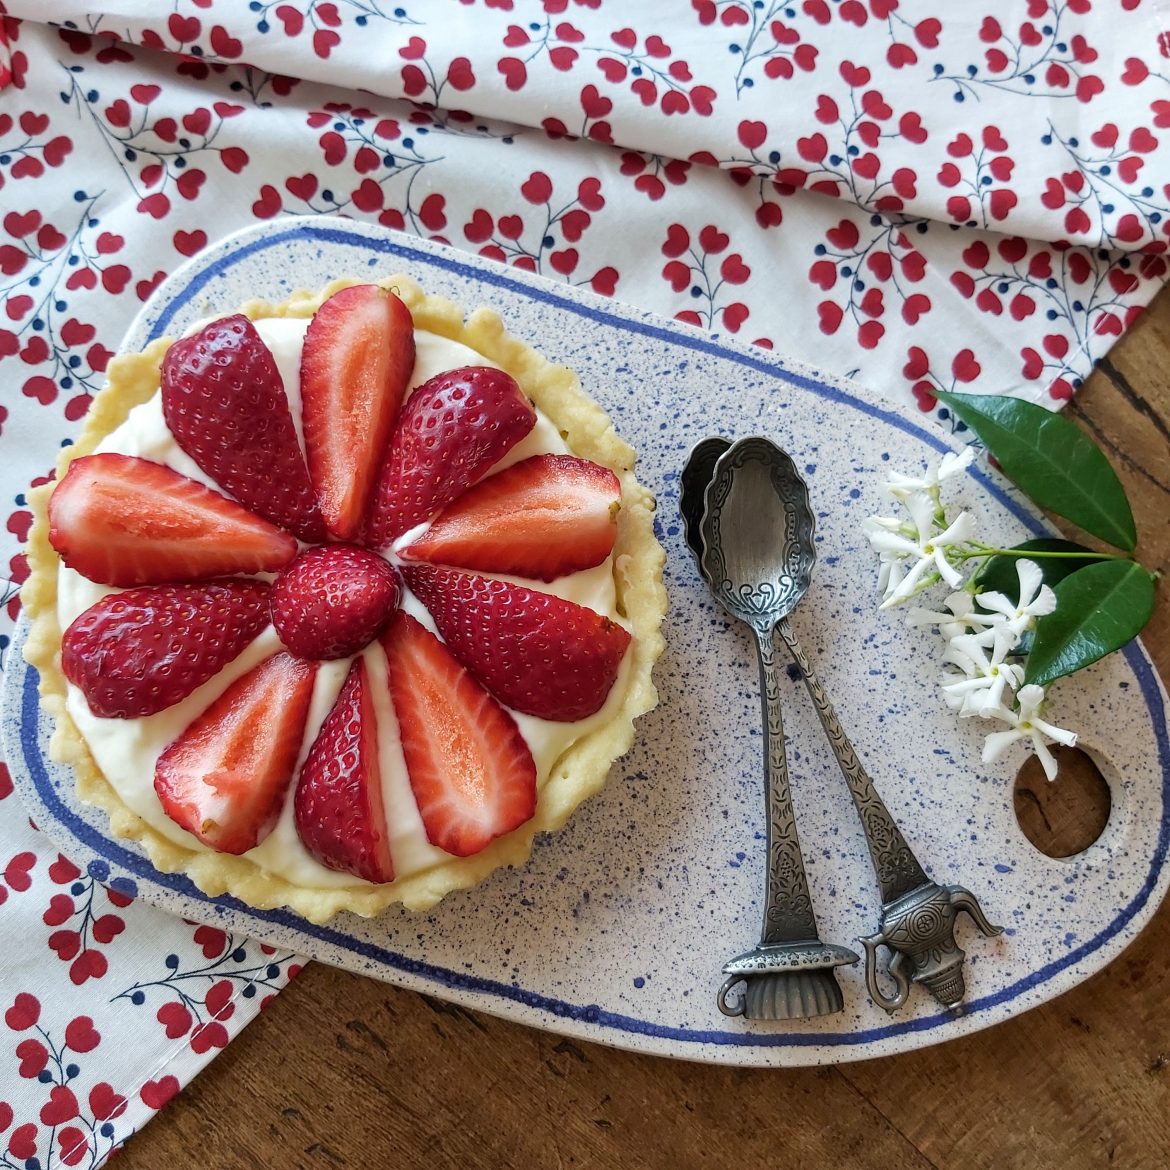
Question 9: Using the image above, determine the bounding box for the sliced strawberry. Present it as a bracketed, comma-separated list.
[294, 657, 394, 883]
[270, 544, 401, 660]
[161, 313, 325, 542]
[403, 566, 631, 722]
[363, 366, 536, 550]
[62, 580, 271, 718]
[400, 454, 620, 581]
[48, 453, 297, 587]
[155, 652, 317, 855]
[382, 612, 536, 857]
[300, 284, 415, 541]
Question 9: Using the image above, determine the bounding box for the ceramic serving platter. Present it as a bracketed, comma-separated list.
[4, 219, 1168, 1067]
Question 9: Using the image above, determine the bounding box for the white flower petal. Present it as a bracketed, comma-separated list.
[1032, 717, 1078, 748]
[876, 554, 900, 596]
[934, 510, 976, 547]
[974, 666, 1023, 716]
[978, 699, 1019, 724]
[983, 727, 1024, 763]
[933, 547, 966, 589]
[907, 606, 950, 628]
[904, 492, 939, 541]
[948, 632, 993, 669]
[944, 592, 977, 619]
[880, 555, 934, 608]
[863, 514, 904, 535]
[1030, 583, 1057, 618]
[972, 588, 1015, 619]
[867, 530, 920, 557]
[942, 674, 987, 699]
[884, 470, 927, 498]
[1015, 558, 1044, 607]
[938, 447, 976, 481]
[1029, 736, 1060, 782]
[985, 627, 1022, 665]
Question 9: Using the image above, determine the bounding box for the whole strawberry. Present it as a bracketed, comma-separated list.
[271, 544, 402, 660]
[62, 580, 272, 718]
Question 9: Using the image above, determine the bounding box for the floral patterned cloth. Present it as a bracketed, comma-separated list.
[1, 0, 1167, 1163]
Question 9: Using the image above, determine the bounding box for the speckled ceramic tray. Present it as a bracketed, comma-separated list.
[4, 219, 1168, 1067]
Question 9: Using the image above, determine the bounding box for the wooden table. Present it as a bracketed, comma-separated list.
[118, 290, 1170, 1170]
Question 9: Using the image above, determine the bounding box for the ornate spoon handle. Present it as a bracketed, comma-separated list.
[713, 625, 857, 1022]
[774, 618, 926, 902]
[774, 617, 1002, 1013]
[752, 623, 820, 946]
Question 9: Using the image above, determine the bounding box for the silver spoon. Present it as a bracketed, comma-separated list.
[685, 435, 1002, 1014]
[697, 437, 859, 1020]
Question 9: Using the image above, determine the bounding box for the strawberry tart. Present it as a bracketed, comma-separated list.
[23, 275, 666, 922]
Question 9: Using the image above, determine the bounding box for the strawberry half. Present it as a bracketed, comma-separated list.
[403, 566, 631, 722]
[155, 652, 317, 855]
[48, 453, 297, 587]
[382, 612, 536, 857]
[294, 656, 394, 883]
[400, 454, 620, 581]
[161, 313, 326, 543]
[62, 580, 271, 718]
[300, 284, 415, 541]
[270, 544, 402, 660]
[363, 366, 536, 550]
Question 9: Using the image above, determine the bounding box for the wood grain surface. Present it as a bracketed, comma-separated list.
[117, 289, 1170, 1170]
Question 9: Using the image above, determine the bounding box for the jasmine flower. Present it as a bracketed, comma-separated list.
[971, 558, 1056, 638]
[981, 684, 1078, 782]
[884, 447, 976, 503]
[940, 630, 1025, 717]
[864, 492, 976, 608]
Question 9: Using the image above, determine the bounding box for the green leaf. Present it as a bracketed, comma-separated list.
[937, 392, 1137, 551]
[1025, 560, 1156, 687]
[973, 539, 1106, 601]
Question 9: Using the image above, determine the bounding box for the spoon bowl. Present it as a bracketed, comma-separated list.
[699, 438, 816, 625]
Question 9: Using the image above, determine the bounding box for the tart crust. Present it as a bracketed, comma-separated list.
[23, 274, 667, 923]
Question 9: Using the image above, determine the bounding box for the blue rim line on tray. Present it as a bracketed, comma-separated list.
[17, 221, 1170, 1051]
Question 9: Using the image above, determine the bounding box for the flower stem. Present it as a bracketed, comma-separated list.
[959, 545, 1127, 563]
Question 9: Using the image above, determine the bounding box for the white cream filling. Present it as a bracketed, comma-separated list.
[59, 319, 630, 889]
